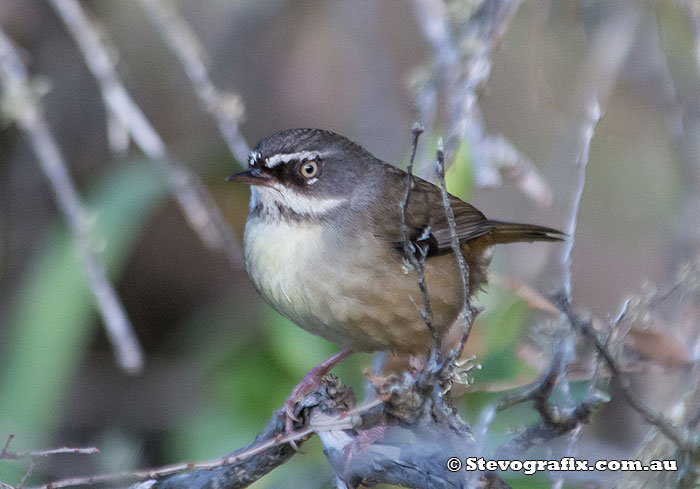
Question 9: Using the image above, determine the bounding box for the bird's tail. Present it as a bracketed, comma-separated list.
[486, 220, 565, 245]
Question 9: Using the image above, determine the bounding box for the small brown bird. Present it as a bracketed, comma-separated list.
[228, 128, 563, 417]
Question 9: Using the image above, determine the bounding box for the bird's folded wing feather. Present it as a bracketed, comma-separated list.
[399, 179, 495, 256]
[384, 173, 562, 258]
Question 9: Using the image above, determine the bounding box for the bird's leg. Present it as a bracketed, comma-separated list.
[284, 348, 353, 432]
[408, 354, 426, 375]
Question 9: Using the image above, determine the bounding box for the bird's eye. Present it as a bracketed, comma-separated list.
[299, 160, 319, 179]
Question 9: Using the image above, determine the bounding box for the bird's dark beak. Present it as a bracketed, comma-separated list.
[226, 168, 272, 187]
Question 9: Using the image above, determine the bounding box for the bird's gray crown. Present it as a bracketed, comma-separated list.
[249, 128, 372, 169]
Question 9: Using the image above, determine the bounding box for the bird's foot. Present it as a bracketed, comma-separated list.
[283, 348, 353, 433]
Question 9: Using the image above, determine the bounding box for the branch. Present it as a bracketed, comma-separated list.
[553, 8, 640, 296]
[324, 370, 508, 489]
[494, 398, 600, 461]
[410, 0, 553, 205]
[47, 0, 245, 268]
[557, 99, 602, 299]
[0, 434, 99, 461]
[434, 138, 479, 362]
[399, 124, 441, 352]
[22, 376, 357, 489]
[494, 350, 605, 459]
[0, 29, 144, 373]
[138, 0, 250, 164]
[556, 295, 694, 454]
[0, 434, 99, 489]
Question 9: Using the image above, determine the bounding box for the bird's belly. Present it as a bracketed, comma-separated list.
[244, 217, 464, 354]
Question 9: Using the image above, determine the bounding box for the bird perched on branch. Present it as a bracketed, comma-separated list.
[228, 128, 563, 421]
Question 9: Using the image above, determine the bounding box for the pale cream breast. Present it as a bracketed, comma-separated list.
[244, 209, 469, 353]
[244, 215, 324, 327]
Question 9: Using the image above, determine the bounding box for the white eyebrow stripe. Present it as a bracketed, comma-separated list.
[264, 151, 327, 168]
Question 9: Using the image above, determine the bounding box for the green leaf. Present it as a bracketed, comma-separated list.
[445, 138, 474, 201]
[480, 290, 529, 351]
[0, 162, 167, 452]
[471, 291, 535, 386]
[263, 307, 338, 380]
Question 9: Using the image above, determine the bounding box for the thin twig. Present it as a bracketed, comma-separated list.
[0, 434, 99, 489]
[138, 0, 250, 164]
[0, 440, 100, 460]
[0, 434, 15, 459]
[410, 0, 552, 205]
[18, 447, 100, 458]
[555, 9, 640, 297]
[0, 29, 144, 373]
[585, 298, 629, 398]
[494, 395, 603, 461]
[48, 0, 245, 268]
[556, 295, 692, 453]
[399, 124, 440, 351]
[558, 100, 602, 299]
[497, 350, 563, 413]
[434, 138, 477, 362]
[16, 460, 34, 489]
[26, 382, 378, 489]
[24, 425, 313, 489]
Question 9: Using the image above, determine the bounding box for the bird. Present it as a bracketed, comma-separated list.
[228, 128, 563, 421]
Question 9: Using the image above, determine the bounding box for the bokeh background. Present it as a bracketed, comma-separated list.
[1, 1, 699, 488]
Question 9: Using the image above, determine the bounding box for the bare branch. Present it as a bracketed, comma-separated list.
[25, 416, 309, 489]
[17, 461, 34, 489]
[0, 434, 15, 459]
[410, 0, 553, 204]
[556, 295, 692, 454]
[434, 138, 479, 362]
[0, 29, 144, 373]
[497, 351, 563, 413]
[0, 434, 99, 489]
[554, 9, 640, 296]
[495, 397, 601, 461]
[0, 434, 99, 461]
[399, 123, 441, 353]
[22, 376, 361, 489]
[21, 447, 100, 458]
[557, 99, 602, 299]
[138, 0, 250, 164]
[47, 0, 245, 268]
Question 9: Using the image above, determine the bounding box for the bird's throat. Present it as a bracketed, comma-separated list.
[250, 186, 345, 220]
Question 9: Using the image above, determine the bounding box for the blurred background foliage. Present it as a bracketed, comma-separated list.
[0, 1, 698, 488]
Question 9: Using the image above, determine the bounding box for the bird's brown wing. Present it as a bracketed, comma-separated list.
[397, 177, 563, 257]
[428, 194, 496, 253]
[401, 179, 493, 256]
